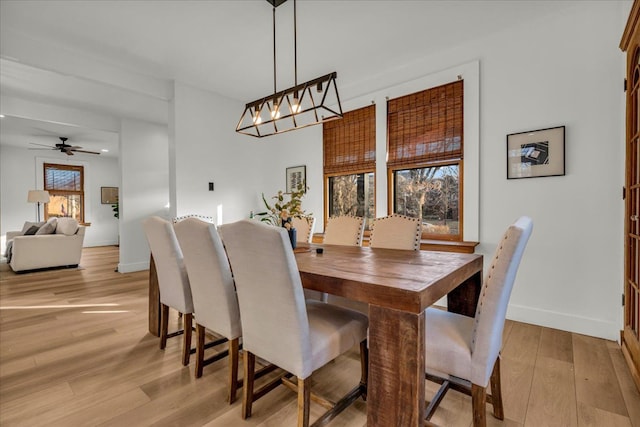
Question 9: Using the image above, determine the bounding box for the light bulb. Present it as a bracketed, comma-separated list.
[271, 107, 281, 119]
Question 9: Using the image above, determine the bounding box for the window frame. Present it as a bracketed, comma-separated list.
[43, 162, 86, 223]
[387, 158, 463, 241]
[324, 169, 376, 232]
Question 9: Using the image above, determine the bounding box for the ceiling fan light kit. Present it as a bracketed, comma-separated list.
[236, 0, 343, 138]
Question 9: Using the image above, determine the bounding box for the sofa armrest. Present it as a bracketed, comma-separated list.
[6, 231, 22, 241]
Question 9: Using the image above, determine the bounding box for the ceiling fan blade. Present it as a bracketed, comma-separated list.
[28, 148, 55, 150]
[72, 149, 101, 155]
[29, 142, 56, 148]
[68, 146, 83, 150]
[64, 150, 74, 156]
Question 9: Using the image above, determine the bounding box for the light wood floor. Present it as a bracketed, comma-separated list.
[1, 246, 639, 427]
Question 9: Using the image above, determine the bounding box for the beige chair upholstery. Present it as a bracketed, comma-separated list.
[220, 220, 368, 427]
[369, 214, 421, 250]
[424, 216, 533, 426]
[323, 215, 364, 246]
[174, 218, 242, 403]
[291, 216, 316, 243]
[142, 216, 194, 366]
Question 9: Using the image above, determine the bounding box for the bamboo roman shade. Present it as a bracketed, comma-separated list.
[323, 104, 376, 175]
[44, 164, 83, 191]
[387, 80, 463, 167]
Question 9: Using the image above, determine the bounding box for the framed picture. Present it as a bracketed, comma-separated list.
[286, 165, 306, 193]
[101, 187, 119, 204]
[507, 126, 565, 179]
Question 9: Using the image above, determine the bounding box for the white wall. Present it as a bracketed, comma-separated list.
[0, 144, 119, 249]
[118, 119, 169, 273]
[168, 1, 627, 340]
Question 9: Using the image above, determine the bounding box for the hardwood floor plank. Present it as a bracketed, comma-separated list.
[0, 246, 638, 427]
[608, 341, 640, 427]
[573, 333, 629, 417]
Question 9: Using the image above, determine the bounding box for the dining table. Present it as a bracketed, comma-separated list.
[147, 243, 483, 426]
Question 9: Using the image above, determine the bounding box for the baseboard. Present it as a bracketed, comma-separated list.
[84, 240, 119, 247]
[117, 261, 149, 273]
[507, 303, 620, 342]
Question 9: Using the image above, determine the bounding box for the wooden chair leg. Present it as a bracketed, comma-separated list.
[471, 383, 487, 427]
[489, 357, 504, 420]
[242, 351, 256, 419]
[195, 324, 205, 378]
[228, 338, 239, 404]
[297, 377, 311, 427]
[182, 313, 193, 366]
[359, 340, 368, 400]
[160, 304, 169, 349]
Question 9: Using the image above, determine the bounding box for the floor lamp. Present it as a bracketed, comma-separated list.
[27, 190, 50, 222]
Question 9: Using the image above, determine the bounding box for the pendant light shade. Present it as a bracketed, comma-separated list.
[236, 0, 343, 138]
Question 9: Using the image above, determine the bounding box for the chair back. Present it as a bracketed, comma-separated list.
[470, 216, 533, 385]
[291, 216, 316, 243]
[323, 215, 364, 246]
[220, 220, 312, 377]
[142, 216, 193, 314]
[369, 214, 421, 250]
[174, 218, 241, 340]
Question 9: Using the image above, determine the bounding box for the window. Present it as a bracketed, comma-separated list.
[323, 105, 376, 228]
[43, 163, 85, 223]
[387, 80, 463, 241]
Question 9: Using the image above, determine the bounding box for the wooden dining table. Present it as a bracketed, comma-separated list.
[148, 244, 483, 426]
[294, 244, 483, 427]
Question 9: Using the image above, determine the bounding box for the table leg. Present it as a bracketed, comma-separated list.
[148, 254, 160, 336]
[447, 270, 482, 317]
[368, 305, 425, 426]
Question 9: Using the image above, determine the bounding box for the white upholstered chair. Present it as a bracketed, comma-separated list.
[142, 216, 194, 366]
[173, 218, 242, 403]
[291, 216, 316, 243]
[369, 214, 421, 250]
[424, 216, 533, 426]
[322, 215, 364, 246]
[220, 220, 368, 427]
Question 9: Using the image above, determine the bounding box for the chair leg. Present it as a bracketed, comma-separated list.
[471, 383, 487, 427]
[182, 313, 193, 366]
[489, 357, 504, 420]
[359, 340, 368, 400]
[242, 351, 256, 419]
[160, 304, 169, 349]
[228, 338, 239, 404]
[195, 324, 205, 378]
[297, 377, 311, 427]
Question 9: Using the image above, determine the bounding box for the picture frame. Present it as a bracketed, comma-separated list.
[507, 126, 565, 179]
[286, 165, 306, 193]
[101, 187, 119, 204]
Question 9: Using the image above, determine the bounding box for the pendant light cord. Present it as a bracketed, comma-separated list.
[273, 5, 277, 96]
[294, 0, 297, 87]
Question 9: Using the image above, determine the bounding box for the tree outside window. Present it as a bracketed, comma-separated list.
[328, 172, 375, 229]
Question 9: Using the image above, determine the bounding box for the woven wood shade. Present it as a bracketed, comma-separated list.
[44, 163, 83, 192]
[323, 104, 376, 175]
[387, 80, 463, 167]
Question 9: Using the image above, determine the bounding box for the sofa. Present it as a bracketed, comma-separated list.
[5, 217, 86, 272]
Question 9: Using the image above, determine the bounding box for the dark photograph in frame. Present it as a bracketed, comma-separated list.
[507, 126, 565, 179]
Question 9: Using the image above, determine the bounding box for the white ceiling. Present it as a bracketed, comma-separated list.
[0, 0, 572, 157]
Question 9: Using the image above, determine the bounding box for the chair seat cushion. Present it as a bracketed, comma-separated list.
[305, 300, 368, 376]
[425, 307, 474, 382]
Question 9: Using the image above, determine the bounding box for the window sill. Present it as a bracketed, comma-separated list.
[312, 233, 478, 254]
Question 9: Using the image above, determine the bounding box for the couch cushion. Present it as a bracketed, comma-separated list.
[56, 217, 79, 236]
[21, 221, 44, 234]
[35, 217, 58, 235]
[23, 225, 41, 235]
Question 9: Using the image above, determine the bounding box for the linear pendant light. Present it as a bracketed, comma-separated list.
[236, 0, 343, 137]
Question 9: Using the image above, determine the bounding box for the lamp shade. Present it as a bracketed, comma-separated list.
[27, 190, 50, 204]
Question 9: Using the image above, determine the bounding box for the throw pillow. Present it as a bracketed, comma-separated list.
[35, 217, 58, 235]
[55, 217, 79, 236]
[23, 225, 41, 235]
[21, 221, 44, 233]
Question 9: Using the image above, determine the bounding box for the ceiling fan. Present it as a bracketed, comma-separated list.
[29, 137, 101, 156]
